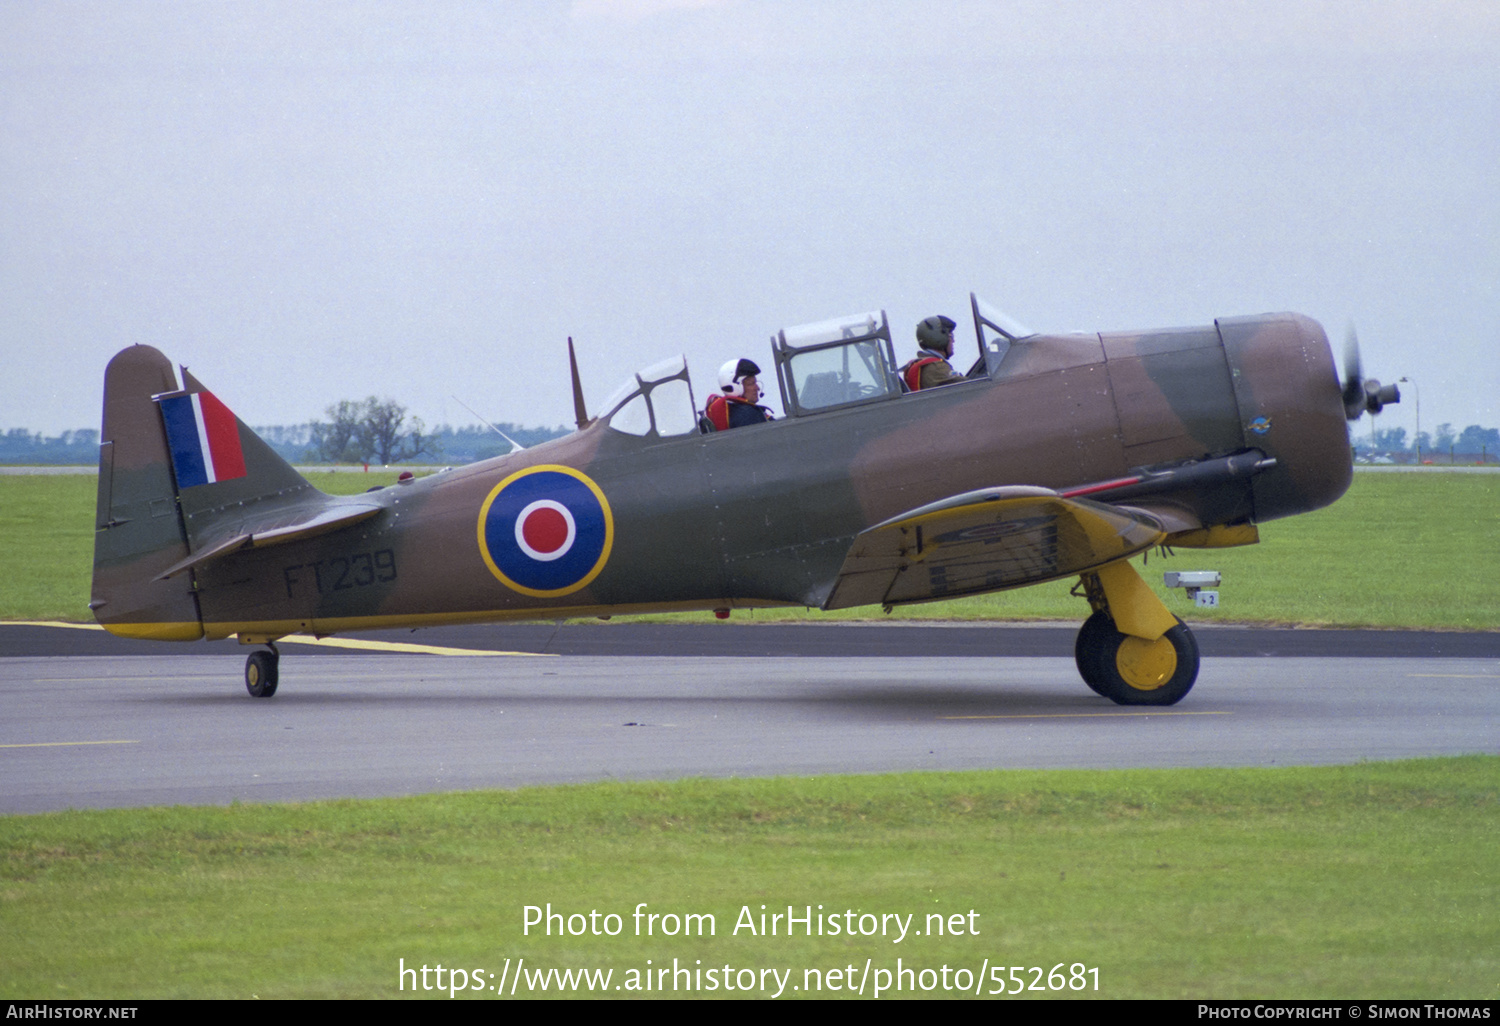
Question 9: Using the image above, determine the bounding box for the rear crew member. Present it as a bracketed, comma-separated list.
[705, 358, 775, 430]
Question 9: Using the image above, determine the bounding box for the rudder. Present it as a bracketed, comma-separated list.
[92, 346, 204, 639]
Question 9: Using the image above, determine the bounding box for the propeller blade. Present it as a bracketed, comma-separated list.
[1340, 323, 1401, 419]
[1342, 324, 1366, 420]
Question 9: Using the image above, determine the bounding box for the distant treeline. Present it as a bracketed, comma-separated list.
[1361, 424, 1499, 461]
[0, 423, 571, 466]
[0, 428, 102, 464]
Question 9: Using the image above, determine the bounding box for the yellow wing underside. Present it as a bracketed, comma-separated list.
[824, 486, 1167, 610]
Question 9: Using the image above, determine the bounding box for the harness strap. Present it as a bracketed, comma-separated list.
[704, 394, 731, 432]
[903, 357, 942, 392]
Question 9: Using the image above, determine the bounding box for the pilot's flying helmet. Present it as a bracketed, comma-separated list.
[916, 315, 957, 353]
[718, 357, 761, 397]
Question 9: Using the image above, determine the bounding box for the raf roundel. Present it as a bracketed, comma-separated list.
[514, 500, 575, 561]
[478, 466, 614, 597]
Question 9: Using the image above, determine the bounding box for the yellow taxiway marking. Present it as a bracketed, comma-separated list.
[0, 740, 139, 749]
[274, 636, 551, 657]
[12, 620, 105, 630]
[940, 711, 1231, 721]
[6, 621, 548, 657]
[1408, 673, 1498, 679]
[35, 675, 231, 682]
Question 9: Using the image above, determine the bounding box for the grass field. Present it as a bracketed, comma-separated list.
[2, 758, 1495, 999]
[3, 469, 1496, 629]
[3, 472, 1496, 1000]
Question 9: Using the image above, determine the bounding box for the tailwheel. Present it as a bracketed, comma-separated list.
[245, 647, 279, 698]
[1074, 611, 1199, 706]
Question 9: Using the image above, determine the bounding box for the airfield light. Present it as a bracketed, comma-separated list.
[1164, 571, 1222, 608]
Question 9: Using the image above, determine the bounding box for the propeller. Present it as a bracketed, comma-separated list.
[1341, 324, 1400, 420]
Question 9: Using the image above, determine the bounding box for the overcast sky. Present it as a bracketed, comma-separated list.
[3, 0, 1495, 444]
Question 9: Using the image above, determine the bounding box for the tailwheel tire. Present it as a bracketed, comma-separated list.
[1075, 612, 1199, 706]
[245, 650, 279, 698]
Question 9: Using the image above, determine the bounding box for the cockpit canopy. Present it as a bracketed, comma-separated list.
[971, 293, 1033, 374]
[772, 310, 901, 417]
[598, 293, 1035, 436]
[598, 355, 700, 438]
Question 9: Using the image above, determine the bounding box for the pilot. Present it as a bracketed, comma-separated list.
[704, 358, 775, 430]
[902, 315, 963, 390]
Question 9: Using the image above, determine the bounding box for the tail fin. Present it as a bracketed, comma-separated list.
[91, 345, 320, 640]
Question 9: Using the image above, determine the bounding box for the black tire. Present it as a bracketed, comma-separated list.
[1073, 611, 1115, 696]
[1075, 613, 1198, 706]
[245, 650, 279, 698]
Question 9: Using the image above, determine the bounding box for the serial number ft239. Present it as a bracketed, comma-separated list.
[283, 549, 397, 598]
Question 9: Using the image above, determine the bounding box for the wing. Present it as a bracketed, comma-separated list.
[823, 486, 1167, 610]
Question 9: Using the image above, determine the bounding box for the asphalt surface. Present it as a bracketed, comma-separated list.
[2, 623, 1496, 814]
[6, 620, 1500, 659]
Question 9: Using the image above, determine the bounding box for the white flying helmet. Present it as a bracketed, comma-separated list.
[718, 357, 761, 398]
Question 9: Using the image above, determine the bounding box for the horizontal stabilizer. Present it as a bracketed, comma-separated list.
[154, 501, 383, 580]
[824, 486, 1166, 610]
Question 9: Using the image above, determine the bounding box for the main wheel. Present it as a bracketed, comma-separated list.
[245, 650, 279, 698]
[1075, 613, 1199, 706]
[1073, 611, 1115, 696]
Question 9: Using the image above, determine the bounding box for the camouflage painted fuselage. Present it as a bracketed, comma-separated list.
[91, 313, 1351, 643]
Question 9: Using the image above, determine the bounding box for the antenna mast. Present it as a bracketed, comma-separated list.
[568, 337, 590, 430]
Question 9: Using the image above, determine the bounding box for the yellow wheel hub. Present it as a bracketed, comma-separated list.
[1115, 634, 1177, 690]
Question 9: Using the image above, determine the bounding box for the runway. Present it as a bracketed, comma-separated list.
[2, 623, 1496, 814]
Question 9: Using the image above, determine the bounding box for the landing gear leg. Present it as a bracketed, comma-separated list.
[1074, 563, 1199, 706]
[245, 643, 279, 698]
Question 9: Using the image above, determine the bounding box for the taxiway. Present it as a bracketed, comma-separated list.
[2, 623, 1495, 814]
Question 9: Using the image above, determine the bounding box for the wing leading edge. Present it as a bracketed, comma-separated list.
[823, 486, 1167, 610]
